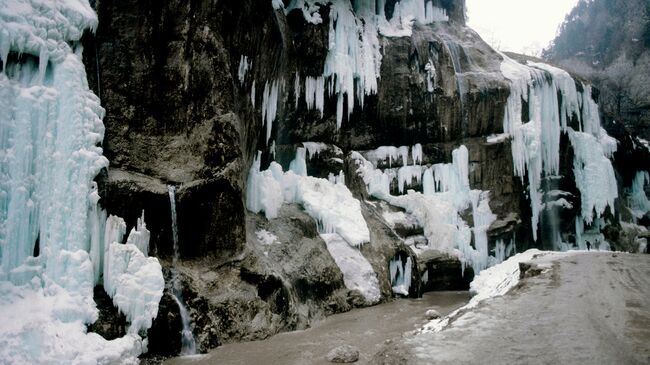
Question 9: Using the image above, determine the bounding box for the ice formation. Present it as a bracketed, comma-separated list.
[247, 148, 370, 247]
[568, 130, 618, 224]
[275, 1, 449, 129]
[0, 1, 164, 362]
[104, 239, 164, 335]
[364, 145, 411, 167]
[389, 255, 412, 295]
[353, 145, 500, 274]
[246, 146, 379, 302]
[238, 55, 251, 84]
[125, 211, 150, 257]
[303, 75, 325, 118]
[321, 233, 380, 304]
[250, 80, 256, 107]
[626, 171, 650, 221]
[262, 79, 283, 144]
[500, 55, 618, 242]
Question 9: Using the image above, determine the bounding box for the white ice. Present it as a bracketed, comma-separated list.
[500, 54, 619, 239]
[321, 233, 380, 304]
[626, 170, 650, 221]
[389, 255, 412, 296]
[353, 145, 502, 274]
[247, 147, 370, 247]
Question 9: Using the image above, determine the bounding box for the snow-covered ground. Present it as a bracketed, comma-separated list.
[376, 251, 650, 364]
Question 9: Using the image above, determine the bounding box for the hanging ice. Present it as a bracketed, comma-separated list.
[238, 55, 251, 85]
[261, 79, 282, 144]
[390, 255, 412, 296]
[353, 145, 501, 274]
[0, 1, 164, 362]
[569, 130, 618, 224]
[304, 75, 325, 118]
[500, 54, 619, 239]
[626, 171, 650, 221]
[283, 1, 450, 129]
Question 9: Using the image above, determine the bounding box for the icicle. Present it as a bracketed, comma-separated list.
[238, 55, 250, 84]
[500, 55, 619, 240]
[294, 72, 300, 109]
[261, 79, 284, 144]
[251, 80, 256, 107]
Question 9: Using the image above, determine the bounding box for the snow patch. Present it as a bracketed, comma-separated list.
[247, 148, 370, 247]
[256, 229, 279, 245]
[321, 233, 380, 304]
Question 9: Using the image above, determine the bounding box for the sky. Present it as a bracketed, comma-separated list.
[466, 0, 580, 56]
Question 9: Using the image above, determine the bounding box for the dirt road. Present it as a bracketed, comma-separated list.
[375, 252, 650, 364]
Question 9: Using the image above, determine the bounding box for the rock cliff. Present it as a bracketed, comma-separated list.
[79, 0, 649, 356]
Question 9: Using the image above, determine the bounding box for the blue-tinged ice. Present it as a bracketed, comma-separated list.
[0, 1, 164, 362]
[500, 55, 619, 240]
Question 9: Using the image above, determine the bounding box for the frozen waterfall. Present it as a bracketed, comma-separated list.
[0, 1, 163, 363]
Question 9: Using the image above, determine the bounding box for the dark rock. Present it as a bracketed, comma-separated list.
[87, 286, 127, 340]
[416, 250, 474, 292]
[371, 339, 417, 365]
[519, 262, 543, 279]
[146, 291, 183, 356]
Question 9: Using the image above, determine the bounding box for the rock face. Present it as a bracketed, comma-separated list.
[82, 0, 648, 357]
[87, 286, 127, 340]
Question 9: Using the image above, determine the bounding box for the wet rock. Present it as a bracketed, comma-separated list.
[425, 309, 442, 320]
[146, 289, 183, 356]
[87, 286, 127, 340]
[519, 262, 543, 279]
[326, 345, 360, 363]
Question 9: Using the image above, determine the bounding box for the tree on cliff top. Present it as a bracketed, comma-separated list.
[543, 0, 650, 67]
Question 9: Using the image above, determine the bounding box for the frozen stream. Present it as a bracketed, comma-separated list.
[166, 291, 470, 365]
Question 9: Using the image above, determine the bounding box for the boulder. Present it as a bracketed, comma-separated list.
[326, 345, 360, 363]
[425, 309, 442, 320]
